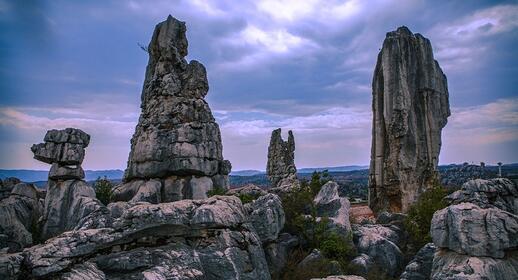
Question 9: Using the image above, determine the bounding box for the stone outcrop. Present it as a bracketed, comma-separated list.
[41, 180, 111, 240]
[31, 128, 109, 240]
[430, 178, 518, 279]
[0, 177, 21, 200]
[368, 26, 450, 213]
[116, 15, 231, 203]
[266, 128, 297, 189]
[0, 196, 271, 279]
[263, 232, 299, 278]
[0, 183, 42, 252]
[31, 128, 90, 180]
[245, 193, 285, 243]
[314, 181, 352, 233]
[400, 243, 436, 280]
[352, 224, 404, 277]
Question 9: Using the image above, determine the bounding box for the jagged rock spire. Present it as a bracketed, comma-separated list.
[267, 128, 297, 188]
[115, 15, 231, 203]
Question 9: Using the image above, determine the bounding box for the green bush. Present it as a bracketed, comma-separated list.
[94, 176, 113, 205]
[404, 184, 448, 250]
[206, 186, 226, 197]
[238, 193, 260, 204]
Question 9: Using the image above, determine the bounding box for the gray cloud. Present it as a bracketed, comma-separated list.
[0, 0, 516, 170]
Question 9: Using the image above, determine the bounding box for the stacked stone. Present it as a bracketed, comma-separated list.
[266, 128, 297, 189]
[113, 15, 231, 203]
[31, 128, 108, 240]
[368, 26, 450, 213]
[31, 128, 90, 180]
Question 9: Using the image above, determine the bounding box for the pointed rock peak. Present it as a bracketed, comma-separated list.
[386, 26, 414, 39]
[151, 15, 188, 58]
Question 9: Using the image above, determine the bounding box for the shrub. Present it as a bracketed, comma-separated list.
[404, 184, 448, 250]
[237, 193, 260, 204]
[206, 186, 226, 197]
[94, 176, 113, 205]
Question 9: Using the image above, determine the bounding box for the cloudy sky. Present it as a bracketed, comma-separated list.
[1, 0, 517, 171]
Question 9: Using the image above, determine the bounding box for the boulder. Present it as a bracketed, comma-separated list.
[431, 202, 518, 258]
[267, 128, 297, 188]
[446, 178, 518, 214]
[368, 26, 450, 213]
[121, 15, 231, 198]
[400, 243, 436, 280]
[0, 177, 21, 200]
[296, 250, 342, 275]
[349, 254, 373, 276]
[49, 163, 85, 180]
[0, 252, 23, 280]
[263, 233, 299, 278]
[41, 180, 110, 240]
[0, 183, 41, 252]
[227, 184, 267, 197]
[431, 249, 518, 280]
[353, 224, 404, 277]
[129, 179, 162, 203]
[314, 181, 351, 233]
[245, 193, 285, 243]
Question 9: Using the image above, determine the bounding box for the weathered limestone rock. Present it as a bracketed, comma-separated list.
[431, 179, 518, 258]
[430, 179, 518, 279]
[267, 128, 297, 188]
[368, 26, 450, 213]
[349, 254, 373, 276]
[352, 224, 404, 277]
[0, 183, 41, 252]
[431, 249, 518, 280]
[0, 177, 21, 200]
[400, 243, 436, 280]
[120, 15, 231, 203]
[245, 193, 285, 243]
[446, 178, 518, 214]
[263, 232, 299, 278]
[431, 202, 518, 258]
[227, 183, 268, 198]
[1, 196, 271, 279]
[31, 128, 89, 180]
[314, 181, 352, 233]
[41, 180, 111, 240]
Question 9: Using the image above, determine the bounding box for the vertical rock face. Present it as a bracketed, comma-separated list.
[116, 15, 230, 202]
[369, 26, 450, 213]
[267, 128, 297, 188]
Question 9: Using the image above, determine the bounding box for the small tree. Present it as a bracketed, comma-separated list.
[404, 184, 448, 250]
[94, 176, 113, 205]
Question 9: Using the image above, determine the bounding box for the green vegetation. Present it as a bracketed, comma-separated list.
[279, 171, 357, 279]
[94, 176, 113, 205]
[206, 186, 226, 197]
[404, 183, 449, 250]
[237, 193, 260, 204]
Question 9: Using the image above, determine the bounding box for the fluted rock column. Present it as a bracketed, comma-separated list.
[368, 26, 450, 213]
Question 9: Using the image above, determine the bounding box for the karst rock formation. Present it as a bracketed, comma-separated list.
[113, 15, 231, 203]
[266, 128, 298, 189]
[30, 128, 109, 240]
[368, 26, 450, 213]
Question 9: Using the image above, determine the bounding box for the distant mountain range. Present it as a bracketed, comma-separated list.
[0, 169, 124, 182]
[230, 165, 368, 176]
[2, 163, 516, 183]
